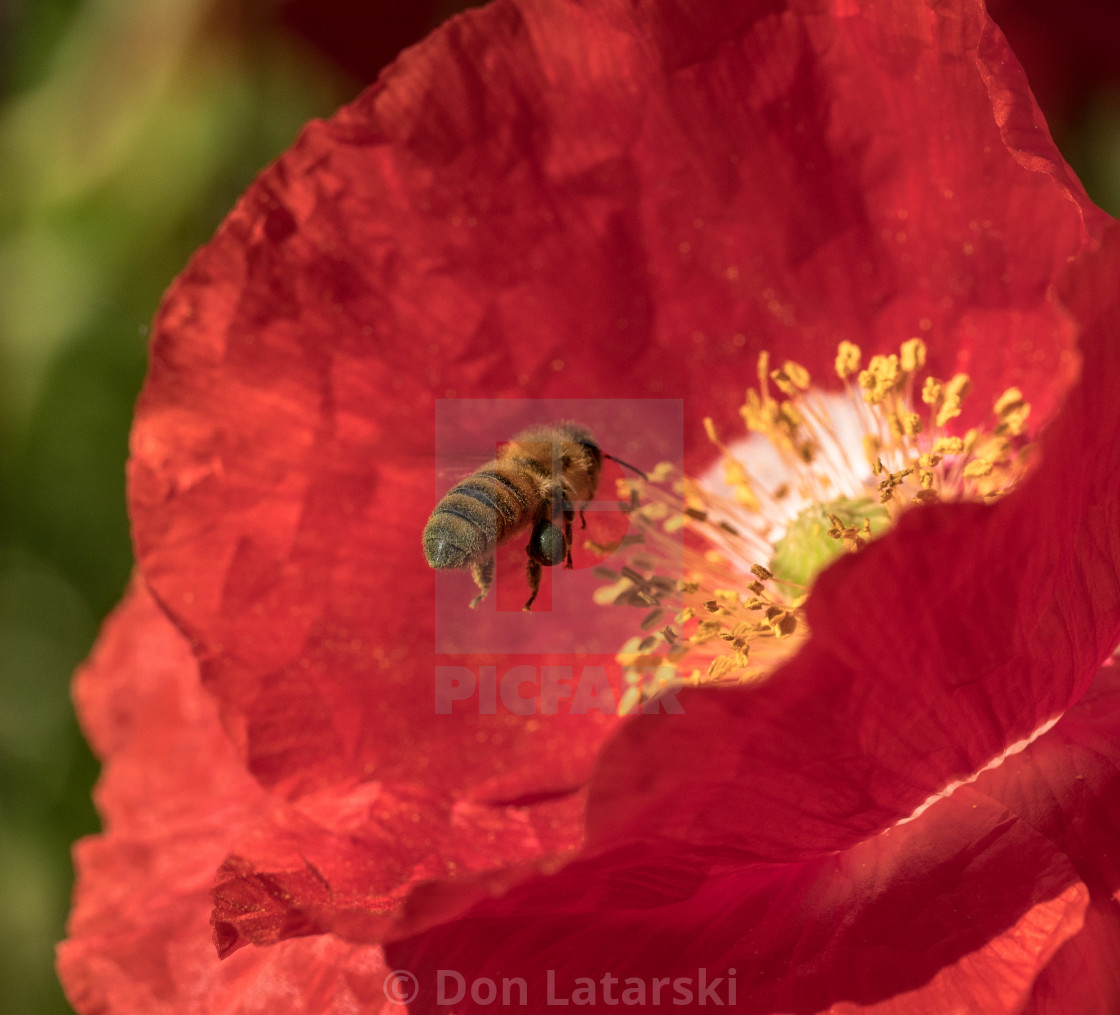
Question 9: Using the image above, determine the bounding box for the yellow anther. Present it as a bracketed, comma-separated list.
[750, 564, 774, 581]
[740, 391, 774, 433]
[722, 459, 746, 486]
[826, 512, 868, 551]
[859, 354, 902, 404]
[935, 401, 961, 427]
[707, 656, 740, 680]
[945, 373, 971, 400]
[971, 435, 1009, 465]
[993, 387, 1024, 416]
[783, 361, 811, 390]
[594, 579, 632, 605]
[921, 377, 943, 407]
[770, 370, 796, 396]
[768, 611, 798, 638]
[932, 436, 964, 455]
[703, 417, 719, 443]
[901, 412, 922, 437]
[877, 468, 913, 491]
[935, 373, 971, 427]
[900, 338, 927, 373]
[998, 406, 1030, 437]
[993, 387, 1031, 437]
[835, 341, 862, 379]
[877, 467, 913, 503]
[692, 619, 722, 642]
[734, 485, 761, 510]
[662, 517, 685, 538]
[890, 410, 924, 439]
[963, 460, 994, 479]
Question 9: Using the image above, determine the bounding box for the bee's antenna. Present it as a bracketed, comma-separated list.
[575, 437, 649, 481]
[604, 453, 648, 481]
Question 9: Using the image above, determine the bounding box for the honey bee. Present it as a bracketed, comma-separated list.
[423, 422, 639, 611]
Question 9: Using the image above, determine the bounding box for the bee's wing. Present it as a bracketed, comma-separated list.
[428, 450, 512, 498]
[433, 452, 496, 481]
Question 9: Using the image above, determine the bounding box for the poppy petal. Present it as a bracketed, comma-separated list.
[57, 583, 402, 1013]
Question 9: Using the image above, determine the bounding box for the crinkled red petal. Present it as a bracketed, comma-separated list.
[385, 656, 1120, 1012]
[58, 583, 402, 1013]
[976, 660, 1120, 1012]
[208, 784, 584, 958]
[385, 788, 1087, 1013]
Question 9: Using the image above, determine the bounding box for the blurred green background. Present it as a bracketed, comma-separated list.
[0, 1, 1116, 1012]
[0, 1, 482, 1011]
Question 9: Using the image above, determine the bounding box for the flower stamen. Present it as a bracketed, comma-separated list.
[605, 339, 1035, 713]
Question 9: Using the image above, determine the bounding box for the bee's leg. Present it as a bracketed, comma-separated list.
[579, 509, 587, 530]
[469, 556, 494, 609]
[523, 554, 543, 611]
[562, 510, 575, 569]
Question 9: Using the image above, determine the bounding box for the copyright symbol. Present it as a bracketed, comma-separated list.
[383, 969, 419, 1005]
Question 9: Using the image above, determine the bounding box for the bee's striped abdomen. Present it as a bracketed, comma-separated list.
[422, 463, 542, 570]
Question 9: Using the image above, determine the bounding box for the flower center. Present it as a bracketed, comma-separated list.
[598, 339, 1034, 714]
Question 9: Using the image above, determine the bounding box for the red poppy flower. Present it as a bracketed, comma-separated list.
[60, 0, 1120, 1012]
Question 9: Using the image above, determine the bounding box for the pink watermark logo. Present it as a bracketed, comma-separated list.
[431, 398, 683, 655]
[434, 663, 683, 715]
[385, 967, 739, 1007]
